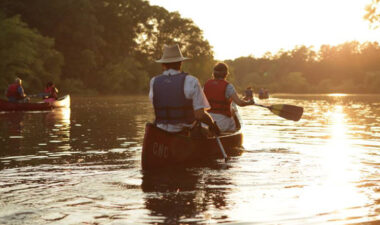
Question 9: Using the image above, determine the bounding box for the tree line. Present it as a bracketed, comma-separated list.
[228, 42, 380, 94]
[0, 0, 214, 95]
[0, 0, 379, 95]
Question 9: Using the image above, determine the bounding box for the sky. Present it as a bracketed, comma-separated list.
[148, 0, 379, 60]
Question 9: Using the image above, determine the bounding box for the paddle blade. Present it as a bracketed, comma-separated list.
[269, 104, 303, 121]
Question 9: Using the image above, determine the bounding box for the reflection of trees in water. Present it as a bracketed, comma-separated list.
[68, 96, 152, 151]
[0, 109, 72, 168]
[1, 97, 153, 168]
[0, 112, 24, 136]
[142, 165, 231, 224]
[0, 112, 24, 157]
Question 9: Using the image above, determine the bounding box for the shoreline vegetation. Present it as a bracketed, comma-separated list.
[1, 0, 380, 97]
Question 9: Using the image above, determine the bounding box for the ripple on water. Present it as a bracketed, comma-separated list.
[8, 136, 23, 139]
[0, 95, 380, 224]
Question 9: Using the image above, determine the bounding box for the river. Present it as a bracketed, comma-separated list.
[0, 94, 379, 225]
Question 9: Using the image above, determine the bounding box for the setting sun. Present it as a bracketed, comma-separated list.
[149, 0, 379, 60]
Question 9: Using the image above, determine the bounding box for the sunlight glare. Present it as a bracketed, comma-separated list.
[297, 104, 365, 217]
[328, 93, 348, 97]
[149, 0, 379, 60]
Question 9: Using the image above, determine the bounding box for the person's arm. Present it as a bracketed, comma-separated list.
[18, 86, 26, 97]
[194, 108, 220, 135]
[226, 84, 253, 106]
[185, 76, 210, 112]
[185, 76, 219, 135]
[39, 93, 48, 97]
[231, 92, 254, 106]
[148, 77, 155, 103]
[194, 108, 207, 120]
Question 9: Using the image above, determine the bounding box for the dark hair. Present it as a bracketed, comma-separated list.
[46, 81, 53, 87]
[163, 61, 182, 70]
[213, 62, 228, 78]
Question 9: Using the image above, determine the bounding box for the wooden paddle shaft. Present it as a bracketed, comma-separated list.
[216, 137, 228, 159]
[254, 103, 269, 109]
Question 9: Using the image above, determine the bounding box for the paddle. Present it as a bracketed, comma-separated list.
[210, 121, 228, 162]
[253, 103, 303, 121]
[28, 94, 39, 98]
[215, 136, 228, 162]
[199, 115, 229, 162]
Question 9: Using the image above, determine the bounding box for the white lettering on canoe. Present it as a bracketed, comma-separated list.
[153, 142, 169, 158]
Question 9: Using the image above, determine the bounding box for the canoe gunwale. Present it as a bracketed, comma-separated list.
[0, 95, 70, 111]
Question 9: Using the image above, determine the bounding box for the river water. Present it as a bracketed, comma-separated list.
[0, 94, 379, 225]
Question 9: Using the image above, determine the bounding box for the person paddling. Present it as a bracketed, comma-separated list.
[6, 77, 29, 103]
[204, 62, 254, 132]
[244, 86, 253, 101]
[42, 81, 59, 102]
[149, 44, 219, 135]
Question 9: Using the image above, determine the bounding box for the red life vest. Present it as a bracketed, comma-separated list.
[204, 79, 232, 117]
[44, 86, 57, 99]
[6, 83, 21, 98]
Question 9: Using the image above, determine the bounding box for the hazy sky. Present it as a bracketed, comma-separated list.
[148, 0, 379, 60]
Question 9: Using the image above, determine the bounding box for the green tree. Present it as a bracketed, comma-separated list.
[137, 6, 214, 83]
[1, 0, 213, 93]
[0, 12, 63, 94]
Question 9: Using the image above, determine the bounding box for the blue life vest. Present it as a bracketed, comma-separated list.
[153, 72, 195, 124]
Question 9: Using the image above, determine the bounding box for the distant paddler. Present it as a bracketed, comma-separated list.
[5, 77, 29, 103]
[259, 88, 269, 99]
[40, 81, 59, 103]
[244, 86, 254, 101]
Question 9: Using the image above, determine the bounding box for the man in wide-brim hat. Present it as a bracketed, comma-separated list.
[149, 44, 218, 134]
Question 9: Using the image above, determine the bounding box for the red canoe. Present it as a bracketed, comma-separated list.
[141, 123, 243, 170]
[0, 95, 70, 111]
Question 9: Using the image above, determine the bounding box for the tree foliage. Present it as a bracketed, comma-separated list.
[0, 1, 379, 95]
[0, 11, 63, 94]
[0, 0, 214, 94]
[227, 41, 380, 94]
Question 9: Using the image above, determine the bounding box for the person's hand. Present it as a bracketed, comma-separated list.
[199, 113, 221, 136]
[210, 121, 221, 136]
[246, 99, 255, 105]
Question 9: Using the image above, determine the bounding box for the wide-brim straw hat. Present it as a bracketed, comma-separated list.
[155, 44, 190, 63]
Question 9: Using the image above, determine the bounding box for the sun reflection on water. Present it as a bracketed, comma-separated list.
[46, 108, 72, 149]
[298, 104, 367, 220]
[327, 93, 348, 97]
[47, 108, 71, 125]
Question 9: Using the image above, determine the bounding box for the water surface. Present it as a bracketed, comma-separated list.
[0, 94, 379, 224]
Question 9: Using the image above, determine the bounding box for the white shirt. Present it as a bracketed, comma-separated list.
[149, 69, 210, 132]
[210, 106, 239, 132]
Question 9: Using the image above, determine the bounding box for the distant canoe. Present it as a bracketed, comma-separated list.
[258, 93, 269, 99]
[0, 95, 70, 111]
[141, 123, 243, 170]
